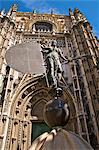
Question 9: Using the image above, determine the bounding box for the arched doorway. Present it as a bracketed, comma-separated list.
[3, 75, 77, 150]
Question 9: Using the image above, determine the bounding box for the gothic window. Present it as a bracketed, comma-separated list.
[34, 21, 53, 33]
[57, 39, 65, 47]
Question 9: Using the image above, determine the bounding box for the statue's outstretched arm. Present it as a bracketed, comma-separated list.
[58, 49, 68, 61]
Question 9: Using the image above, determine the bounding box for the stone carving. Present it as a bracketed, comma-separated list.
[74, 8, 87, 23]
[41, 39, 68, 88]
[71, 15, 77, 26]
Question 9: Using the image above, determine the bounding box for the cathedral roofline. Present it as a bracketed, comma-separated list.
[16, 11, 69, 18]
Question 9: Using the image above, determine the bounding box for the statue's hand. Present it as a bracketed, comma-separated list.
[65, 56, 68, 59]
[64, 56, 69, 61]
[67, 59, 70, 63]
[62, 58, 71, 64]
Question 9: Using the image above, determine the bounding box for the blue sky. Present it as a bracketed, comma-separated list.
[0, 0, 99, 38]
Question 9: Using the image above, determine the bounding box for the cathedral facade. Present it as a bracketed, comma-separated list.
[0, 4, 99, 150]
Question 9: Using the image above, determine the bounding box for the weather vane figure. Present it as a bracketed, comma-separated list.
[40, 39, 68, 88]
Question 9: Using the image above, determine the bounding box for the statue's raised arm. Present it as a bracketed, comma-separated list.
[57, 48, 68, 62]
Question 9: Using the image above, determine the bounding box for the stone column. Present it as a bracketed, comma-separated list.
[72, 25, 99, 144]
[64, 35, 82, 137]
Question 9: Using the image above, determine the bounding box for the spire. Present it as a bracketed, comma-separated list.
[1, 9, 5, 16]
[12, 4, 17, 12]
[7, 4, 17, 21]
[32, 9, 36, 14]
[51, 9, 53, 14]
[74, 8, 79, 14]
[69, 8, 76, 27]
[0, 9, 6, 18]
[69, 8, 73, 15]
[74, 8, 88, 23]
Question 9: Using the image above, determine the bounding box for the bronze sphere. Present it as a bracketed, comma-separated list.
[43, 98, 70, 127]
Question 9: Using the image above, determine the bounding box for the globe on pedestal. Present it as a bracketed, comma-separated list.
[29, 92, 93, 150]
[43, 98, 70, 127]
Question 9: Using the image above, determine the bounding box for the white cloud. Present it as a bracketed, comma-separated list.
[21, 0, 60, 14]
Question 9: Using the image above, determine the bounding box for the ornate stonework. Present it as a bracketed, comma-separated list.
[0, 5, 99, 150]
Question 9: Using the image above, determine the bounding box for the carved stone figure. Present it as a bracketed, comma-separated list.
[74, 8, 87, 23]
[71, 15, 77, 26]
[41, 40, 68, 88]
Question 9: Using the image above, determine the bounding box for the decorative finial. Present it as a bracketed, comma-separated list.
[6, 4, 17, 21]
[69, 8, 74, 16]
[0, 9, 6, 18]
[69, 8, 72, 12]
[12, 4, 17, 11]
[51, 9, 53, 14]
[55, 87, 63, 98]
[33, 9, 36, 14]
[74, 8, 79, 13]
[1, 9, 5, 16]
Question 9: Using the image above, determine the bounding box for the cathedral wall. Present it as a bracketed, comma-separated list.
[0, 6, 99, 150]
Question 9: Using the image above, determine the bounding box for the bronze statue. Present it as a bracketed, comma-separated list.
[41, 40, 68, 88]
